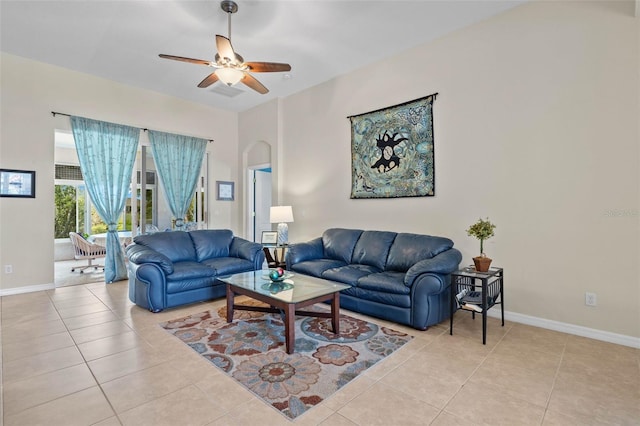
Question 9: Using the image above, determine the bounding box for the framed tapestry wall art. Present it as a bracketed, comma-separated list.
[349, 93, 437, 199]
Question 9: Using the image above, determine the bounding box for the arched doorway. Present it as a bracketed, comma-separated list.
[244, 141, 272, 243]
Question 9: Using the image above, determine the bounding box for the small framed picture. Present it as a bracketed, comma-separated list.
[0, 169, 36, 198]
[261, 231, 278, 245]
[216, 181, 234, 201]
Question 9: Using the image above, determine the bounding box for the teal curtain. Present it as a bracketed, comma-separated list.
[148, 130, 207, 230]
[71, 116, 139, 283]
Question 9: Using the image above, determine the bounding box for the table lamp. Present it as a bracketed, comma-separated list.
[270, 206, 294, 245]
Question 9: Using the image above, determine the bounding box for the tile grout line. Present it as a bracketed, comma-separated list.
[47, 286, 124, 426]
[84, 283, 219, 424]
[539, 339, 567, 425]
[431, 319, 509, 424]
[0, 287, 114, 423]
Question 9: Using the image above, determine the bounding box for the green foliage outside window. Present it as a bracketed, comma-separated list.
[54, 185, 75, 238]
[54, 185, 86, 238]
[91, 209, 108, 234]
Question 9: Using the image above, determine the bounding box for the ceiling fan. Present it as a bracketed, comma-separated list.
[159, 0, 291, 94]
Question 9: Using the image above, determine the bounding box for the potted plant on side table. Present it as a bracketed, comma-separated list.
[466, 217, 496, 272]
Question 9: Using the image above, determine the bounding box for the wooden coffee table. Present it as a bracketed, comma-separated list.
[219, 271, 350, 354]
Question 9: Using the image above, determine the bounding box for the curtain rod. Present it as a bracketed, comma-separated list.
[346, 92, 438, 119]
[51, 111, 214, 143]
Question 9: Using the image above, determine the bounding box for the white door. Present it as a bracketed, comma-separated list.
[254, 169, 272, 242]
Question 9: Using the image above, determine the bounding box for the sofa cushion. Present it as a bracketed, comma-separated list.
[126, 244, 173, 274]
[202, 257, 255, 276]
[229, 237, 259, 261]
[286, 238, 324, 265]
[322, 228, 363, 263]
[134, 231, 196, 263]
[322, 264, 380, 285]
[351, 230, 397, 270]
[357, 271, 410, 295]
[290, 259, 347, 277]
[386, 233, 454, 272]
[166, 261, 216, 282]
[166, 277, 217, 294]
[189, 229, 233, 262]
[339, 285, 359, 298]
[348, 287, 411, 308]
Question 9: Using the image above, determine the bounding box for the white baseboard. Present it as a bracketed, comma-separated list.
[0, 282, 55, 297]
[487, 309, 640, 349]
[1, 283, 638, 349]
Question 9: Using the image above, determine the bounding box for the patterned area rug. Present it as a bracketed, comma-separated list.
[159, 301, 413, 420]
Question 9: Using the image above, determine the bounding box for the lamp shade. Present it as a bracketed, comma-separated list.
[215, 67, 244, 86]
[270, 206, 294, 223]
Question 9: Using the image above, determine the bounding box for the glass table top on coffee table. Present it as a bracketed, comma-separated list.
[218, 271, 350, 354]
[218, 270, 349, 304]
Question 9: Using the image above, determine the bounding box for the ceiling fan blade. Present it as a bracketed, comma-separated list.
[197, 73, 220, 88]
[216, 35, 236, 62]
[241, 73, 269, 94]
[245, 62, 291, 73]
[159, 54, 211, 66]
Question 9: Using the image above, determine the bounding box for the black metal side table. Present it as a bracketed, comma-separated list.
[449, 266, 504, 344]
[263, 244, 288, 269]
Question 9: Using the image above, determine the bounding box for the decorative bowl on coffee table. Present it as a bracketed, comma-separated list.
[262, 269, 294, 282]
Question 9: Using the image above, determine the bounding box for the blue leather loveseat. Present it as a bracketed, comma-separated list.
[286, 228, 462, 330]
[126, 229, 264, 312]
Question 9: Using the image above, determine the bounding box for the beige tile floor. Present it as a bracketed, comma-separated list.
[55, 259, 106, 288]
[1, 279, 639, 425]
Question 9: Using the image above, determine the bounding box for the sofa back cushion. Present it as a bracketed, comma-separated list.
[133, 231, 196, 263]
[386, 233, 454, 272]
[189, 229, 233, 262]
[322, 228, 363, 263]
[351, 230, 397, 270]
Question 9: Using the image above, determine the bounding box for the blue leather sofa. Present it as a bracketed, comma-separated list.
[126, 229, 264, 312]
[286, 228, 462, 330]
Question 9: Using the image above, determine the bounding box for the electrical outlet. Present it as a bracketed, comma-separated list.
[585, 292, 597, 307]
[4, 265, 12, 274]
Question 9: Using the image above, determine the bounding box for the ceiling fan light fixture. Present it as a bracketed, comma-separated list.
[159, 0, 290, 94]
[215, 67, 244, 86]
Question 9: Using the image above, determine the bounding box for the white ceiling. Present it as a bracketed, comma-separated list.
[1, 0, 526, 112]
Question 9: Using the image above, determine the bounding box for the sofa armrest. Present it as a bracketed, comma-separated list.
[126, 244, 174, 275]
[404, 248, 462, 287]
[230, 237, 265, 269]
[128, 262, 168, 312]
[286, 238, 324, 267]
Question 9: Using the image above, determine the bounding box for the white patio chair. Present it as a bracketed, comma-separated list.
[69, 232, 106, 273]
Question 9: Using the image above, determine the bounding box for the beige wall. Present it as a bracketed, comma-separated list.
[1, 0, 638, 341]
[246, 0, 640, 338]
[0, 53, 239, 292]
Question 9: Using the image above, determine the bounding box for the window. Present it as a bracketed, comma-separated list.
[54, 133, 208, 237]
[123, 187, 156, 230]
[54, 166, 128, 237]
[54, 183, 85, 238]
